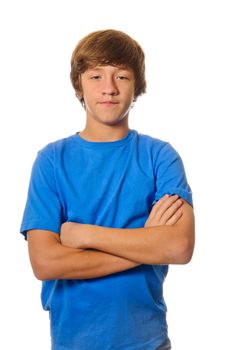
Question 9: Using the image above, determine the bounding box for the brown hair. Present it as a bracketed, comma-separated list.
[70, 29, 146, 104]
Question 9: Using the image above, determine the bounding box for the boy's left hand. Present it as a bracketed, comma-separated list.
[145, 194, 183, 228]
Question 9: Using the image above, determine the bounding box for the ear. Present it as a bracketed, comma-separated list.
[130, 98, 136, 109]
[75, 92, 85, 109]
[75, 74, 83, 100]
[75, 91, 83, 100]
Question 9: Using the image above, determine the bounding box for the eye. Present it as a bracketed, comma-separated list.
[116, 75, 129, 80]
[90, 75, 102, 80]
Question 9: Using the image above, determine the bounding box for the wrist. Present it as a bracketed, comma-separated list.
[81, 224, 99, 249]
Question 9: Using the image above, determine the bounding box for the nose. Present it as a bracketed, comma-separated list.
[102, 77, 119, 96]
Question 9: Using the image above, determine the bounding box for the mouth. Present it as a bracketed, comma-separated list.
[99, 101, 119, 107]
[99, 100, 118, 104]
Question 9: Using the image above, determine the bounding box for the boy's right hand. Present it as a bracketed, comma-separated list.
[145, 194, 183, 228]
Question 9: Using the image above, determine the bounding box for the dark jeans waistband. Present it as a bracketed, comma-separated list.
[156, 338, 171, 350]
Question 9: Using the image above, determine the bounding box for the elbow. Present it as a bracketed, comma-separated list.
[177, 247, 193, 265]
[27, 230, 63, 280]
[167, 202, 195, 264]
[30, 257, 56, 281]
[31, 265, 49, 281]
[174, 236, 195, 264]
[33, 271, 47, 281]
[33, 267, 50, 281]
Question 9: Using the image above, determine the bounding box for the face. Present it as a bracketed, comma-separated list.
[80, 65, 135, 126]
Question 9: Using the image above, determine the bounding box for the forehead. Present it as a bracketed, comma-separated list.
[84, 65, 133, 74]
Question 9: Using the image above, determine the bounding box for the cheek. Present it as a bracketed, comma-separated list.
[126, 89, 135, 104]
[128, 85, 135, 100]
[77, 76, 85, 97]
[82, 85, 99, 100]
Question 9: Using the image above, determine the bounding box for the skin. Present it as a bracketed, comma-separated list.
[60, 197, 194, 265]
[27, 64, 195, 280]
[79, 65, 134, 141]
[28, 195, 186, 280]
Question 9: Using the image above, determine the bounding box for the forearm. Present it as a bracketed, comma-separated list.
[28, 230, 139, 281]
[64, 202, 194, 265]
[48, 247, 140, 280]
[82, 225, 182, 264]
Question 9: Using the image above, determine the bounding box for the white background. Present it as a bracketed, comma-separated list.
[0, 0, 231, 349]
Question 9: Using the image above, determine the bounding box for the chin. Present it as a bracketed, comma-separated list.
[98, 113, 128, 126]
[102, 118, 126, 126]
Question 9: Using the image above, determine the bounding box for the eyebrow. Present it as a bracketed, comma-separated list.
[87, 66, 131, 73]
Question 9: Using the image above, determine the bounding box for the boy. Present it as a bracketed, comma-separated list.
[20, 29, 194, 350]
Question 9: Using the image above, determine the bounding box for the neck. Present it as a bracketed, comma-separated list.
[80, 117, 129, 142]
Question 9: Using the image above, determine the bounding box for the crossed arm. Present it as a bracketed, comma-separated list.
[27, 195, 195, 281]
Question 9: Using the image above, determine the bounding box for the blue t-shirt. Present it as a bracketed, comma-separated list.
[20, 130, 192, 350]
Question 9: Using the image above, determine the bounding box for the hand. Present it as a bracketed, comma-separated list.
[145, 194, 183, 227]
[60, 222, 85, 249]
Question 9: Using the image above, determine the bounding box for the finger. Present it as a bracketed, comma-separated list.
[146, 194, 181, 227]
[160, 198, 183, 223]
[148, 195, 170, 221]
[155, 195, 180, 221]
[151, 195, 170, 212]
[166, 207, 183, 225]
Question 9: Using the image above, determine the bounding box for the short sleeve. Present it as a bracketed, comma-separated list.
[153, 142, 193, 207]
[20, 147, 63, 238]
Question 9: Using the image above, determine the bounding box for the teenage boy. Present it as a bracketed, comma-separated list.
[20, 29, 195, 350]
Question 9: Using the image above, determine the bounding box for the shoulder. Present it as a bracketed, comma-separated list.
[135, 131, 172, 151]
[134, 131, 185, 172]
[135, 131, 176, 157]
[30, 134, 78, 174]
[135, 131, 166, 146]
[37, 134, 78, 159]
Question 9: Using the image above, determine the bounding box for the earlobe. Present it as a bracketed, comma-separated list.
[130, 98, 136, 109]
[75, 92, 85, 109]
[75, 91, 82, 100]
[75, 75, 83, 101]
